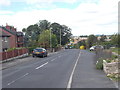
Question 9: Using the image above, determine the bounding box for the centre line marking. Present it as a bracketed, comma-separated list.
[51, 59, 55, 61]
[67, 51, 81, 89]
[7, 73, 29, 86]
[35, 62, 48, 70]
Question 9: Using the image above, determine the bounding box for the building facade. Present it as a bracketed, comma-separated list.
[0, 24, 24, 52]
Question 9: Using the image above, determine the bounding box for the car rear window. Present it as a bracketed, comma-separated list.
[34, 49, 43, 52]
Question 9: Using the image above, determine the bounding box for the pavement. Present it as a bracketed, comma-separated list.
[2, 49, 119, 89]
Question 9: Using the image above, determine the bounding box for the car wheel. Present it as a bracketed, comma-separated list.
[33, 55, 35, 57]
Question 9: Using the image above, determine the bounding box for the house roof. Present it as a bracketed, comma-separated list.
[17, 32, 24, 36]
[0, 26, 16, 35]
[0, 31, 11, 37]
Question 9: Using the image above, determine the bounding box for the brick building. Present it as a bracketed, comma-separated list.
[0, 24, 24, 52]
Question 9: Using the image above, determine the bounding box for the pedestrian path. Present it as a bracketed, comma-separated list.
[72, 50, 118, 89]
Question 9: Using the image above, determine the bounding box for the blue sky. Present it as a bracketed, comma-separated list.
[0, 0, 119, 36]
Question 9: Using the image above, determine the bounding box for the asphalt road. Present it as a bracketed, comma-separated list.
[2, 49, 118, 89]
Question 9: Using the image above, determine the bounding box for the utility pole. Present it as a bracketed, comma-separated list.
[50, 27, 52, 52]
[60, 29, 61, 46]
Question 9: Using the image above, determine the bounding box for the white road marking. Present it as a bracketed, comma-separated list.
[51, 59, 55, 61]
[58, 55, 61, 58]
[7, 73, 29, 86]
[35, 62, 48, 70]
[67, 51, 81, 89]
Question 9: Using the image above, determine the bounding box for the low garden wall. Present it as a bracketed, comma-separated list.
[103, 60, 120, 75]
[0, 48, 28, 61]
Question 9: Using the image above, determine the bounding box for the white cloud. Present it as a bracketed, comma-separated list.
[0, 0, 119, 36]
[0, 0, 11, 6]
[25, 0, 78, 4]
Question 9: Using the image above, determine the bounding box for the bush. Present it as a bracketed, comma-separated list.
[27, 47, 36, 54]
[96, 58, 103, 70]
[105, 59, 112, 63]
[7, 48, 16, 52]
[112, 55, 118, 59]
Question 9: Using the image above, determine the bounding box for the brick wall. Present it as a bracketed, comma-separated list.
[0, 48, 28, 61]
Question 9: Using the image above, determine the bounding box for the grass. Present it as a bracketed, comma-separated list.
[110, 47, 120, 55]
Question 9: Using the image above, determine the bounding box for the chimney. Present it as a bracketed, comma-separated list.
[6, 25, 11, 30]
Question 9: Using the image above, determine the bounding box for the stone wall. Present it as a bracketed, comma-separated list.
[103, 60, 120, 75]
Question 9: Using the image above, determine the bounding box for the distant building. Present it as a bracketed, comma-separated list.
[0, 24, 24, 52]
[71, 36, 88, 44]
[96, 35, 112, 41]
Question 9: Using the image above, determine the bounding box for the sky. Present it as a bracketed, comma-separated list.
[0, 0, 119, 36]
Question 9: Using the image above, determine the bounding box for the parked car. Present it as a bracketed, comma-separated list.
[90, 45, 104, 51]
[90, 46, 96, 51]
[32, 48, 48, 57]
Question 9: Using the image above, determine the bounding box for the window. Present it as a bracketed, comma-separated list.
[4, 37, 8, 42]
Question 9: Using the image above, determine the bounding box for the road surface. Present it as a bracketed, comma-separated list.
[2, 49, 118, 89]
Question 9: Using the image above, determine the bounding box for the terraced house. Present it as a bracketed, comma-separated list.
[0, 24, 24, 52]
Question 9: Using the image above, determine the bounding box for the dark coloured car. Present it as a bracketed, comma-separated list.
[32, 48, 48, 58]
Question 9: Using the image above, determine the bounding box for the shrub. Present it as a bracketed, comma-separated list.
[112, 55, 118, 59]
[27, 47, 37, 54]
[96, 58, 103, 70]
[7, 48, 16, 52]
[105, 59, 112, 63]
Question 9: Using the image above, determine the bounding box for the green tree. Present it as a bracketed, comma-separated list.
[87, 34, 97, 48]
[111, 34, 120, 47]
[50, 23, 72, 45]
[38, 30, 58, 49]
[22, 24, 41, 47]
[51, 34, 58, 48]
[38, 20, 51, 31]
[22, 20, 72, 47]
[99, 35, 107, 42]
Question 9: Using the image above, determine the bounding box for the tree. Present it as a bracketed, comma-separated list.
[99, 35, 107, 42]
[50, 23, 72, 45]
[22, 20, 72, 47]
[61, 25, 72, 45]
[38, 20, 51, 31]
[87, 34, 97, 48]
[51, 34, 58, 48]
[38, 30, 58, 49]
[22, 24, 41, 47]
[111, 34, 120, 47]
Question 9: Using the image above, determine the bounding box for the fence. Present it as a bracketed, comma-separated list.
[95, 49, 112, 60]
[0, 48, 28, 61]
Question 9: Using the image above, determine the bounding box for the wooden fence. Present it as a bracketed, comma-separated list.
[0, 48, 28, 61]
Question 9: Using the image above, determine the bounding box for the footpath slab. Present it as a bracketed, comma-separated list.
[72, 50, 119, 89]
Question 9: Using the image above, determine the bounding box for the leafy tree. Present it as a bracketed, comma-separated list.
[87, 34, 97, 48]
[51, 34, 58, 48]
[22, 24, 41, 47]
[111, 34, 120, 47]
[78, 40, 86, 47]
[22, 20, 72, 47]
[61, 25, 72, 45]
[50, 23, 72, 45]
[99, 35, 107, 42]
[38, 20, 51, 31]
[38, 30, 58, 49]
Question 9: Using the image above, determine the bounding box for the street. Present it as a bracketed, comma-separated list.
[2, 49, 117, 88]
